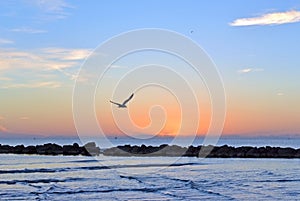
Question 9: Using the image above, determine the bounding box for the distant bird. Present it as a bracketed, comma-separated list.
[190, 30, 194, 34]
[110, 93, 134, 108]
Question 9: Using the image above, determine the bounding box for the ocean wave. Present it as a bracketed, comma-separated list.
[0, 168, 58, 174]
[64, 159, 99, 163]
[256, 179, 300, 183]
[31, 187, 167, 195]
[119, 175, 143, 183]
[0, 178, 86, 185]
[0, 162, 199, 175]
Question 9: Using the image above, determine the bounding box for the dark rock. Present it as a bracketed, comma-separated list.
[295, 149, 300, 158]
[0, 142, 299, 158]
[118, 145, 131, 153]
[159, 144, 168, 149]
[235, 146, 252, 157]
[103, 147, 120, 156]
[277, 148, 296, 158]
[198, 145, 215, 157]
[13, 145, 25, 154]
[215, 145, 235, 157]
[63, 145, 81, 155]
[84, 142, 96, 148]
[36, 143, 63, 155]
[185, 146, 200, 157]
[0, 145, 14, 153]
[83, 142, 100, 156]
[73, 143, 79, 148]
[146, 145, 159, 154]
[139, 144, 148, 154]
[131, 145, 140, 154]
[257, 147, 267, 157]
[162, 145, 187, 156]
[23, 146, 37, 154]
[265, 146, 278, 158]
[103, 144, 300, 158]
[104, 145, 129, 156]
[246, 147, 260, 157]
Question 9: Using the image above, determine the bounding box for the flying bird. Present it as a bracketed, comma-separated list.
[110, 93, 134, 108]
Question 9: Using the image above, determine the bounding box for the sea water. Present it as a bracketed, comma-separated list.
[1, 136, 299, 148]
[0, 137, 299, 200]
[0, 154, 299, 200]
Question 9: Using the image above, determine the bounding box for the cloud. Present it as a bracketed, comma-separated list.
[110, 65, 127, 69]
[20, 117, 30, 120]
[11, 27, 47, 34]
[35, 0, 71, 12]
[2, 0, 73, 22]
[0, 125, 8, 132]
[1, 81, 62, 89]
[0, 77, 12, 81]
[238, 68, 264, 74]
[0, 38, 14, 44]
[28, 0, 73, 20]
[0, 47, 90, 71]
[230, 10, 300, 26]
[42, 48, 91, 60]
[41, 48, 91, 80]
[277, 92, 284, 96]
[0, 47, 91, 88]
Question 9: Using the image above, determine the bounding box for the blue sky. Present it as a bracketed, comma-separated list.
[0, 0, 299, 136]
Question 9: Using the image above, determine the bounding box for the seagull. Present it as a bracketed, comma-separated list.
[110, 93, 134, 108]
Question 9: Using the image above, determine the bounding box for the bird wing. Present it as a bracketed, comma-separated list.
[122, 93, 134, 105]
[110, 100, 122, 107]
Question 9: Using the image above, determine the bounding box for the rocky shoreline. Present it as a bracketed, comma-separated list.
[0, 142, 100, 156]
[0, 143, 300, 158]
[103, 144, 300, 158]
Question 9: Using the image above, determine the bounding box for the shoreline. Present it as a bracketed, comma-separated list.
[0, 142, 100, 156]
[0, 143, 300, 158]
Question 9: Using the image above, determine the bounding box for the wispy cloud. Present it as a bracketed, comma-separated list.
[277, 92, 284, 96]
[1, 81, 62, 89]
[2, 0, 73, 22]
[0, 47, 91, 88]
[0, 38, 14, 44]
[238, 68, 264, 74]
[110, 65, 127, 69]
[42, 48, 91, 60]
[0, 48, 90, 71]
[0, 125, 8, 132]
[0, 77, 12, 81]
[35, 0, 71, 13]
[230, 10, 300, 26]
[41, 48, 91, 80]
[20, 117, 30, 120]
[28, 0, 74, 20]
[11, 27, 47, 34]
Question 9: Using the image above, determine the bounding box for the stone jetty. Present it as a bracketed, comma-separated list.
[0, 143, 299, 158]
[0, 142, 100, 156]
[103, 144, 300, 158]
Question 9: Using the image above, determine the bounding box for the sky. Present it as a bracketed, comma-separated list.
[0, 0, 299, 137]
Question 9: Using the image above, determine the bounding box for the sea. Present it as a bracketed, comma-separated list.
[0, 136, 299, 200]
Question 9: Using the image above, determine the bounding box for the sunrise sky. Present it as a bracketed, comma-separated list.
[0, 0, 299, 137]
